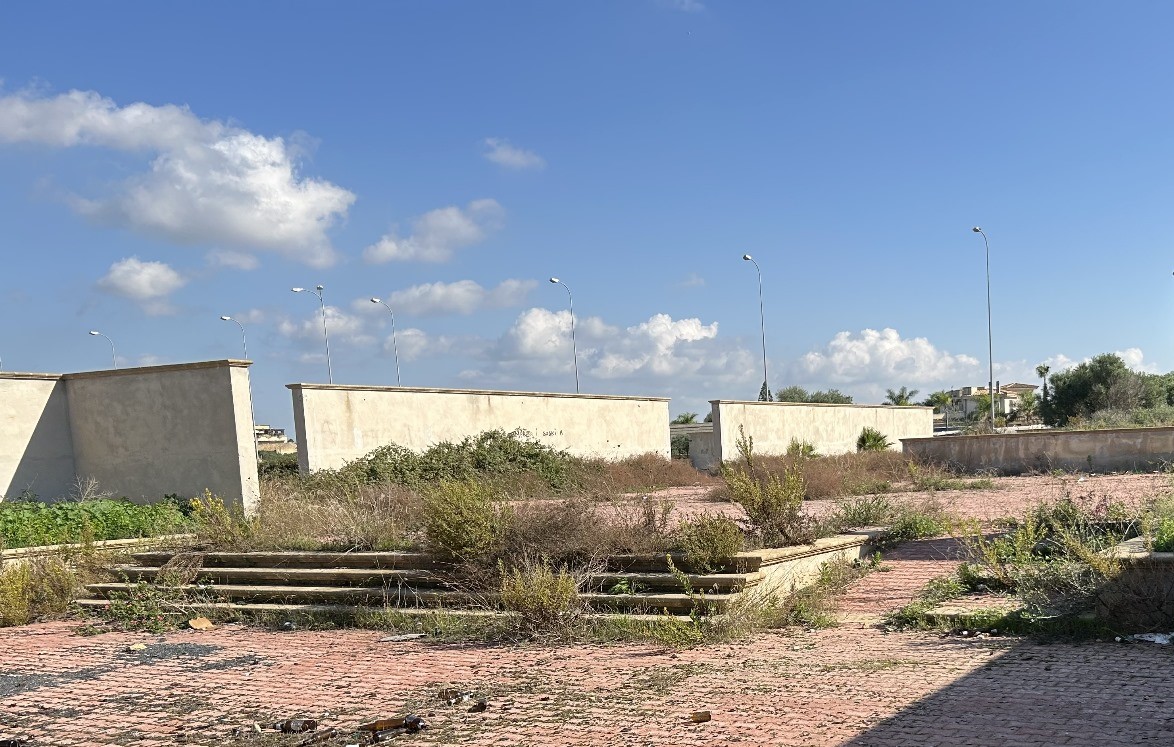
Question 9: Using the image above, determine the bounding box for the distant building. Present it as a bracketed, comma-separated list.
[254, 424, 297, 454]
[946, 382, 1038, 420]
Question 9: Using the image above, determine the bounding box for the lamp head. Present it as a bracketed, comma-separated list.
[972, 227, 982, 233]
[315, 284, 324, 291]
[742, 254, 753, 261]
[370, 297, 381, 304]
[88, 330, 100, 336]
[220, 315, 232, 321]
[549, 277, 560, 284]
[291, 287, 304, 293]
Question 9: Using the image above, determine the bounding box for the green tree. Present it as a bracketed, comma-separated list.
[923, 390, 951, 412]
[703, 412, 713, 423]
[884, 386, 920, 406]
[809, 389, 853, 404]
[1046, 353, 1144, 426]
[971, 393, 992, 422]
[671, 412, 699, 424]
[1013, 390, 1038, 423]
[775, 385, 809, 402]
[1035, 363, 1051, 422]
[758, 381, 774, 402]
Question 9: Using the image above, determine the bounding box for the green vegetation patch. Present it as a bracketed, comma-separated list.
[0, 498, 192, 549]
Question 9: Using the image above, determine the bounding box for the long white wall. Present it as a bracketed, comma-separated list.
[1, 361, 258, 512]
[289, 384, 670, 471]
[710, 400, 934, 465]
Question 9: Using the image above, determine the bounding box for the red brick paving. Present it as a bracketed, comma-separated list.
[3, 472, 1173, 746]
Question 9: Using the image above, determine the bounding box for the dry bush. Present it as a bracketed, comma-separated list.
[673, 513, 746, 573]
[580, 453, 718, 496]
[422, 480, 510, 562]
[499, 558, 583, 636]
[0, 555, 80, 626]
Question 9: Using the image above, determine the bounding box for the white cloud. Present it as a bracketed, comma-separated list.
[657, 0, 704, 12]
[389, 327, 465, 362]
[363, 199, 504, 263]
[207, 250, 261, 271]
[96, 257, 186, 315]
[593, 314, 720, 378]
[277, 306, 375, 347]
[795, 328, 981, 394]
[0, 88, 354, 267]
[379, 279, 536, 316]
[679, 273, 706, 288]
[482, 138, 546, 171]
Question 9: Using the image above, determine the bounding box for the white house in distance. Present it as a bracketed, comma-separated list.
[946, 382, 1038, 421]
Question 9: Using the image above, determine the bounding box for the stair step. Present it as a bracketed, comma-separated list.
[112, 566, 450, 588]
[74, 598, 695, 624]
[589, 572, 756, 594]
[86, 583, 734, 613]
[131, 550, 445, 569]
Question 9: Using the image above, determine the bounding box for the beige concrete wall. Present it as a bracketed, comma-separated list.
[289, 384, 670, 471]
[1, 361, 258, 513]
[903, 426, 1174, 474]
[711, 400, 933, 464]
[1, 374, 75, 500]
[66, 361, 258, 512]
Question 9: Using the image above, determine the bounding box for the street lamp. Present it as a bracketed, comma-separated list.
[219, 316, 249, 360]
[220, 315, 259, 462]
[291, 285, 333, 384]
[549, 277, 579, 393]
[972, 227, 996, 426]
[88, 330, 117, 369]
[743, 254, 769, 398]
[369, 298, 402, 386]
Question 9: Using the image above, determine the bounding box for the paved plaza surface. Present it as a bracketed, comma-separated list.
[3, 472, 1174, 746]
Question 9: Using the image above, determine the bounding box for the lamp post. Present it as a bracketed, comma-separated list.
[220, 315, 259, 462]
[548, 277, 579, 393]
[369, 298, 402, 386]
[291, 285, 333, 384]
[219, 316, 249, 360]
[88, 330, 117, 369]
[742, 254, 769, 398]
[972, 227, 996, 426]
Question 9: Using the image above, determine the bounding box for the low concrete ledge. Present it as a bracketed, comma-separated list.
[1, 534, 197, 563]
[287, 383, 668, 402]
[1097, 536, 1174, 629]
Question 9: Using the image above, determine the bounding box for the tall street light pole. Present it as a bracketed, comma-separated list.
[88, 330, 117, 369]
[549, 277, 579, 393]
[743, 254, 769, 398]
[370, 298, 402, 386]
[291, 285, 333, 384]
[972, 227, 996, 426]
[220, 315, 259, 462]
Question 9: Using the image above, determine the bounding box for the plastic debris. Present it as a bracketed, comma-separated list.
[188, 617, 214, 630]
[126, 643, 147, 652]
[439, 689, 474, 706]
[378, 633, 427, 642]
[272, 719, 318, 733]
[1127, 632, 1173, 645]
[690, 710, 712, 723]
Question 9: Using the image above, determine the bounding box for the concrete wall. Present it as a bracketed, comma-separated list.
[1, 374, 75, 501]
[1, 361, 258, 513]
[710, 400, 934, 465]
[903, 426, 1174, 474]
[289, 384, 670, 471]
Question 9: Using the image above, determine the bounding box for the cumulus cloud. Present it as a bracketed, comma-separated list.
[378, 279, 536, 316]
[277, 306, 375, 347]
[96, 257, 186, 315]
[796, 328, 981, 389]
[0, 88, 354, 267]
[482, 138, 546, 170]
[363, 199, 504, 263]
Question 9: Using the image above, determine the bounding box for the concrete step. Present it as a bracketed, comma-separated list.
[86, 582, 734, 614]
[589, 571, 756, 594]
[111, 565, 451, 588]
[131, 550, 445, 570]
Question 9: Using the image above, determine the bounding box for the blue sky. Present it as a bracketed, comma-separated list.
[3, 1, 1173, 428]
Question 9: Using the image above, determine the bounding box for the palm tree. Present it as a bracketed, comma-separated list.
[1035, 363, 1050, 423]
[923, 390, 953, 427]
[671, 412, 699, 424]
[884, 386, 920, 406]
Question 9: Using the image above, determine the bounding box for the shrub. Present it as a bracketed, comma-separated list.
[827, 495, 895, 530]
[786, 439, 818, 459]
[0, 498, 191, 549]
[723, 428, 817, 547]
[499, 560, 582, 635]
[0, 556, 79, 627]
[673, 514, 745, 573]
[422, 480, 511, 561]
[856, 427, 892, 452]
[670, 434, 691, 459]
[1152, 517, 1174, 552]
[258, 451, 299, 478]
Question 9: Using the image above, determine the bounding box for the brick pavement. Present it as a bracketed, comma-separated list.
[3, 471, 1173, 746]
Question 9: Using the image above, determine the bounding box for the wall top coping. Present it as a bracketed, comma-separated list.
[710, 399, 933, 412]
[287, 383, 669, 402]
[62, 359, 252, 381]
[902, 424, 1174, 444]
[0, 372, 64, 381]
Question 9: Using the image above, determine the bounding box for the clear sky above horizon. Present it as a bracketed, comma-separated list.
[3, 1, 1173, 428]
